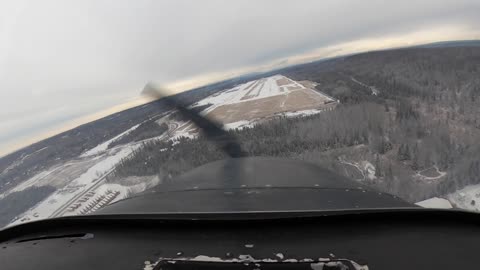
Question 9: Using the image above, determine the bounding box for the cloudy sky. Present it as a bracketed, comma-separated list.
[0, 0, 479, 156]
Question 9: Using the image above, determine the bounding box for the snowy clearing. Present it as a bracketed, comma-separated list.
[196, 75, 336, 124]
[80, 124, 140, 157]
[193, 75, 335, 118]
[415, 166, 446, 181]
[193, 75, 292, 112]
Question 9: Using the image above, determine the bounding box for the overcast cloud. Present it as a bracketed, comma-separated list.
[0, 0, 479, 155]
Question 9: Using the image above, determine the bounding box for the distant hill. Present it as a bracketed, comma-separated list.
[414, 40, 480, 48]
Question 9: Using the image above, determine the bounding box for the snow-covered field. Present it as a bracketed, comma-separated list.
[170, 75, 336, 136]
[193, 74, 336, 125]
[0, 158, 99, 198]
[8, 144, 140, 226]
[193, 75, 304, 113]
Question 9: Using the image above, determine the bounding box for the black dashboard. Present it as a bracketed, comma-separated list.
[0, 209, 478, 270]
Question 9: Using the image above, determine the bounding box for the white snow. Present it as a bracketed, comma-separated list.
[447, 184, 480, 211]
[187, 75, 336, 134]
[118, 176, 161, 195]
[171, 132, 196, 141]
[281, 109, 324, 117]
[0, 156, 103, 198]
[143, 261, 155, 270]
[224, 110, 325, 131]
[338, 158, 373, 181]
[9, 144, 139, 226]
[193, 75, 296, 113]
[223, 120, 256, 130]
[363, 161, 376, 180]
[415, 197, 453, 209]
[191, 255, 230, 262]
[80, 124, 140, 157]
[415, 166, 446, 181]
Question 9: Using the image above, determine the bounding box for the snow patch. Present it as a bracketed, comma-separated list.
[363, 161, 376, 180]
[223, 120, 256, 130]
[281, 109, 324, 118]
[415, 197, 453, 209]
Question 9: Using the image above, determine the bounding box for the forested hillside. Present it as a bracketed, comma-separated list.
[111, 46, 480, 202]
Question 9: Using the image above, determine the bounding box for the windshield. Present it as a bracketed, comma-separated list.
[0, 0, 480, 228]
